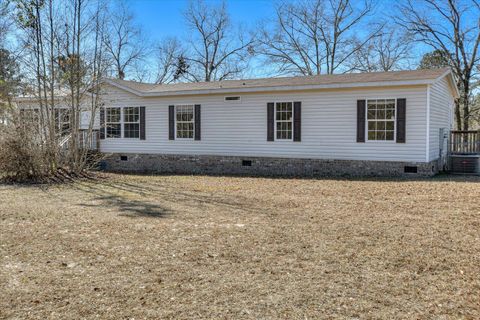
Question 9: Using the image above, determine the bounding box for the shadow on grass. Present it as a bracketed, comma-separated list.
[73, 180, 172, 219]
[73, 174, 273, 219]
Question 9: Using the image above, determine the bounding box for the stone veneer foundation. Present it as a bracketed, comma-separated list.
[101, 153, 439, 177]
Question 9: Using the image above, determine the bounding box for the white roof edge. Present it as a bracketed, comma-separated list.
[433, 68, 460, 98]
[103, 79, 436, 98]
[14, 95, 68, 102]
[102, 78, 144, 96]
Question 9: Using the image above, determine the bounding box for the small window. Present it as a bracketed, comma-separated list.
[275, 102, 293, 140]
[106, 107, 121, 138]
[176, 105, 194, 139]
[120, 155, 128, 161]
[367, 99, 396, 141]
[123, 107, 140, 138]
[225, 96, 241, 101]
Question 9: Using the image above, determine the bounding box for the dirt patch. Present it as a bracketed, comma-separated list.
[1, 173, 479, 319]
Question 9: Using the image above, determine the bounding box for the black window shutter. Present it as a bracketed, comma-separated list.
[139, 106, 146, 140]
[194, 104, 201, 140]
[357, 100, 366, 143]
[396, 98, 406, 143]
[267, 102, 274, 141]
[168, 105, 175, 140]
[99, 107, 105, 139]
[293, 101, 301, 142]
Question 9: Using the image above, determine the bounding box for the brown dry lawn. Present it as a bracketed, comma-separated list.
[1, 173, 479, 319]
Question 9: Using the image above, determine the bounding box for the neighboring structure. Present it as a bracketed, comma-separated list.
[18, 68, 460, 177]
[14, 95, 99, 132]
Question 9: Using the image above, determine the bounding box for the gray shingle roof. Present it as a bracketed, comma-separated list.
[105, 68, 453, 95]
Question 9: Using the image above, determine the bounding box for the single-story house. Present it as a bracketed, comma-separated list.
[15, 67, 459, 176]
[97, 68, 458, 176]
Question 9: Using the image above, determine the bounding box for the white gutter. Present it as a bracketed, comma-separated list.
[426, 85, 431, 162]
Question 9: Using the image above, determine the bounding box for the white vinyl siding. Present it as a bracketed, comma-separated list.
[99, 84, 429, 162]
[429, 77, 455, 161]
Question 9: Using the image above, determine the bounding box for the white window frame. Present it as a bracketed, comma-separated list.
[365, 98, 396, 143]
[175, 104, 195, 140]
[274, 101, 294, 141]
[123, 107, 140, 139]
[105, 107, 122, 139]
[104, 107, 141, 140]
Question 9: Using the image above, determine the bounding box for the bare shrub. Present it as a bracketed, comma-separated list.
[0, 111, 52, 182]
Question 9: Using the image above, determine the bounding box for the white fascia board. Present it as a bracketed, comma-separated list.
[105, 79, 434, 98]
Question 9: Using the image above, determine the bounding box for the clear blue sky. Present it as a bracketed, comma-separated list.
[127, 0, 276, 42]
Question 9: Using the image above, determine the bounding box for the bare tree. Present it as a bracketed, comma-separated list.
[8, 0, 109, 179]
[397, 0, 480, 130]
[351, 26, 413, 72]
[103, 1, 146, 80]
[182, 0, 254, 82]
[154, 37, 184, 84]
[256, 0, 377, 76]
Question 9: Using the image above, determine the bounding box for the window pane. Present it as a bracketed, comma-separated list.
[377, 100, 385, 110]
[124, 107, 139, 123]
[107, 123, 121, 138]
[386, 110, 395, 120]
[377, 109, 385, 119]
[275, 102, 293, 140]
[107, 108, 121, 122]
[124, 123, 139, 138]
[366, 99, 397, 141]
[285, 111, 292, 121]
[175, 105, 194, 139]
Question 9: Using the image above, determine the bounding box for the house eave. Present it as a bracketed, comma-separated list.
[103, 79, 436, 98]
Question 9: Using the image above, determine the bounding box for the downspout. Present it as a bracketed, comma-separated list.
[426, 85, 431, 163]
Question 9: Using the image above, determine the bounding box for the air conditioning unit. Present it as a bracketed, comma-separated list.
[450, 155, 480, 175]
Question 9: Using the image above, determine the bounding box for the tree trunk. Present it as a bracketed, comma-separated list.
[462, 79, 470, 131]
[454, 100, 462, 130]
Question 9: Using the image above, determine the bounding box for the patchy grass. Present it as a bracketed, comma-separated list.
[1, 173, 479, 319]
